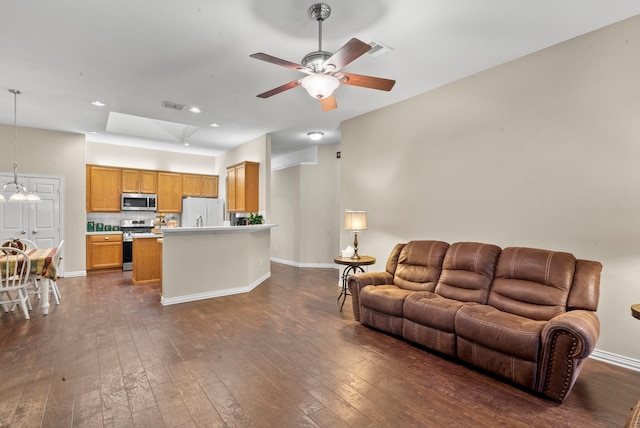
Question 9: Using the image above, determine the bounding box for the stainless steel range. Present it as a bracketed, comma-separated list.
[120, 219, 154, 271]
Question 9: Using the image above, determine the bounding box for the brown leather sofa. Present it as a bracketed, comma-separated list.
[348, 240, 602, 402]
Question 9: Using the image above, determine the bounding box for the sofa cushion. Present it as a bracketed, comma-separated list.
[393, 240, 449, 291]
[488, 247, 576, 321]
[360, 285, 415, 317]
[403, 292, 476, 356]
[404, 292, 472, 333]
[434, 242, 501, 304]
[455, 304, 545, 362]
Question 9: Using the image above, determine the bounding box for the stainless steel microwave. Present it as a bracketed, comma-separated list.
[121, 193, 157, 211]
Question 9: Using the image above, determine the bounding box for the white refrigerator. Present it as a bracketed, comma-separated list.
[181, 197, 225, 227]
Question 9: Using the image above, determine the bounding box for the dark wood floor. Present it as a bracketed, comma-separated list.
[0, 262, 639, 427]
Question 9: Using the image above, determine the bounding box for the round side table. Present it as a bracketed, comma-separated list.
[334, 256, 376, 312]
[632, 304, 640, 321]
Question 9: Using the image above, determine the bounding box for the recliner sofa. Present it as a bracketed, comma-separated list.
[348, 240, 602, 402]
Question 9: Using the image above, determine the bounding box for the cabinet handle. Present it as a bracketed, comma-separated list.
[32, 230, 37, 234]
[105, 236, 109, 240]
[21, 230, 26, 235]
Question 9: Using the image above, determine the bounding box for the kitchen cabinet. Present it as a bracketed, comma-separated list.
[157, 172, 182, 213]
[182, 174, 219, 197]
[132, 236, 162, 284]
[86, 234, 123, 271]
[87, 165, 121, 212]
[122, 169, 157, 194]
[226, 161, 259, 213]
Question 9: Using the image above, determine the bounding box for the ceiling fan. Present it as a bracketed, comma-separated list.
[250, 3, 395, 112]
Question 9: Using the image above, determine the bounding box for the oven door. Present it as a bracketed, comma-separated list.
[122, 239, 133, 271]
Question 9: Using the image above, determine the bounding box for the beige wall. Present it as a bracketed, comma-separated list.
[87, 141, 217, 173]
[341, 15, 640, 359]
[0, 125, 86, 274]
[271, 144, 340, 266]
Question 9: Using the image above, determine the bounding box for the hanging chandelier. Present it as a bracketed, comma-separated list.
[1, 89, 40, 203]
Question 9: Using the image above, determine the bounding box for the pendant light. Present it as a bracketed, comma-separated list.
[1, 89, 40, 203]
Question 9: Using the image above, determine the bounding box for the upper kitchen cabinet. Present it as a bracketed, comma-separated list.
[87, 165, 121, 212]
[122, 169, 157, 194]
[157, 172, 182, 213]
[182, 174, 219, 198]
[226, 161, 259, 213]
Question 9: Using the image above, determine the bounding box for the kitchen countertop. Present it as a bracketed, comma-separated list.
[131, 233, 163, 239]
[87, 231, 123, 235]
[162, 224, 277, 236]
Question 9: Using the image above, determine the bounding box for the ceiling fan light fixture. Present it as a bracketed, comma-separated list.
[307, 131, 324, 141]
[301, 74, 339, 99]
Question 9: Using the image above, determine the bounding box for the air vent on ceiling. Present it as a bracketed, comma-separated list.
[162, 101, 186, 111]
[367, 40, 393, 57]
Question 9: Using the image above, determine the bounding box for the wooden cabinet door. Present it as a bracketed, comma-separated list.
[200, 175, 218, 197]
[235, 164, 247, 211]
[123, 169, 157, 194]
[182, 174, 200, 197]
[88, 166, 121, 212]
[139, 171, 157, 193]
[86, 234, 122, 270]
[121, 169, 139, 193]
[157, 172, 182, 212]
[227, 167, 237, 211]
[132, 237, 162, 284]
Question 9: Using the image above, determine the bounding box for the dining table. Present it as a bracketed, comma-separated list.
[0, 247, 58, 315]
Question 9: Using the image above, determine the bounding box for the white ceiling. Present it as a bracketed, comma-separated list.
[2, 1, 640, 157]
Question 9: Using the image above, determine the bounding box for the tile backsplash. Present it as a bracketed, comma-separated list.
[87, 212, 181, 228]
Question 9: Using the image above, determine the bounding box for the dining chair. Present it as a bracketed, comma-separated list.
[0, 246, 32, 319]
[49, 240, 64, 303]
[28, 240, 63, 305]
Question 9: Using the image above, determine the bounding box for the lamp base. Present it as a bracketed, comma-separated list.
[351, 232, 361, 259]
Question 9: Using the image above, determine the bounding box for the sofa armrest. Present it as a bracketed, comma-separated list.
[537, 310, 600, 401]
[348, 272, 394, 321]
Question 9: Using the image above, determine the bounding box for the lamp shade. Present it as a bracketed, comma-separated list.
[301, 74, 339, 99]
[344, 210, 367, 231]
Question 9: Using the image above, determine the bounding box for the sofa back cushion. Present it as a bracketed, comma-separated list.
[434, 242, 502, 304]
[488, 247, 576, 321]
[393, 240, 449, 291]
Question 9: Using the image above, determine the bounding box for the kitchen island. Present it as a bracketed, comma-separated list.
[160, 224, 276, 305]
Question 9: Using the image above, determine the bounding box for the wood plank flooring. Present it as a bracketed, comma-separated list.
[0, 262, 639, 427]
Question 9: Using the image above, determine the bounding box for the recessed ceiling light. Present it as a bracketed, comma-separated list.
[307, 131, 324, 141]
[189, 107, 201, 113]
[88, 131, 99, 134]
[209, 123, 220, 128]
[91, 101, 105, 107]
[184, 142, 190, 146]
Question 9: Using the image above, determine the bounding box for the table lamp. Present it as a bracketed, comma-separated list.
[344, 210, 367, 259]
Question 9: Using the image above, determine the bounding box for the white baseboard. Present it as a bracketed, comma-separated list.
[60, 270, 87, 278]
[270, 257, 337, 269]
[591, 349, 640, 372]
[160, 272, 271, 306]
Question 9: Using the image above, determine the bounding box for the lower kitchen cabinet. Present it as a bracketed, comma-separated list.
[132, 236, 162, 284]
[86, 234, 123, 271]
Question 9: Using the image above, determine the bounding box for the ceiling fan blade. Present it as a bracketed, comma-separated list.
[256, 80, 301, 98]
[320, 94, 337, 112]
[323, 38, 371, 72]
[250, 53, 310, 74]
[339, 72, 396, 91]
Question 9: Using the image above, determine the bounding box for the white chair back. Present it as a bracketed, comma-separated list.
[0, 247, 32, 319]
